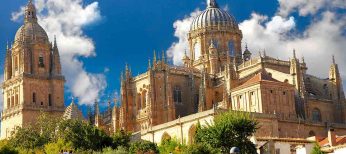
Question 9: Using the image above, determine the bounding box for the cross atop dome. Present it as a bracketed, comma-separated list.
[207, 0, 218, 8]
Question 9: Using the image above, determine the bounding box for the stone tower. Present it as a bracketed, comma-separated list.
[1, 0, 65, 139]
[188, 0, 242, 73]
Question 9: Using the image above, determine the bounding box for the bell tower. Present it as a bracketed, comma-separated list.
[1, 0, 65, 139]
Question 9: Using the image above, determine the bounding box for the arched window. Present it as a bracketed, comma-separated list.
[7, 98, 10, 108]
[137, 93, 141, 110]
[15, 94, 19, 106]
[309, 131, 316, 137]
[141, 90, 147, 108]
[173, 86, 182, 103]
[312, 108, 322, 122]
[48, 94, 52, 106]
[228, 41, 235, 56]
[284, 79, 289, 83]
[194, 42, 201, 59]
[39, 54, 44, 67]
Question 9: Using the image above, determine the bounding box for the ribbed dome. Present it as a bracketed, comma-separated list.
[14, 0, 49, 45]
[190, 0, 238, 31]
[14, 22, 49, 44]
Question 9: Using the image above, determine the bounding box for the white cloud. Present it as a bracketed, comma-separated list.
[239, 11, 346, 78]
[11, 0, 106, 105]
[278, 0, 346, 17]
[166, 9, 201, 66]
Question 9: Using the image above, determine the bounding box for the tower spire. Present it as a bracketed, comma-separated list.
[207, 0, 218, 8]
[293, 49, 297, 59]
[153, 50, 157, 63]
[54, 35, 57, 47]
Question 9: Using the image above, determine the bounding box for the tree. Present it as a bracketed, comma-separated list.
[129, 140, 159, 154]
[56, 119, 112, 151]
[8, 126, 46, 151]
[111, 130, 132, 149]
[195, 111, 258, 154]
[311, 143, 325, 154]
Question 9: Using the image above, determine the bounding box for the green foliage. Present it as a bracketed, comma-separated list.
[158, 138, 186, 154]
[195, 111, 258, 154]
[97, 146, 128, 154]
[0, 140, 18, 154]
[44, 138, 73, 154]
[56, 119, 112, 151]
[311, 143, 325, 154]
[183, 143, 221, 154]
[8, 112, 62, 152]
[111, 130, 131, 149]
[129, 140, 159, 154]
[8, 126, 46, 150]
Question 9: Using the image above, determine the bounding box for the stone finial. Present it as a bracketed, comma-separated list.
[332, 55, 336, 64]
[293, 49, 297, 59]
[153, 50, 157, 63]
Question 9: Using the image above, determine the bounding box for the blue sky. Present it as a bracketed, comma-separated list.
[0, 0, 345, 115]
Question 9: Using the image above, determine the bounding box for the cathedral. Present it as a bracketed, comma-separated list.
[104, 0, 346, 141]
[1, 0, 65, 139]
[2, 0, 346, 145]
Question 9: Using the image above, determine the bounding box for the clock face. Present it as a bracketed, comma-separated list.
[194, 42, 201, 59]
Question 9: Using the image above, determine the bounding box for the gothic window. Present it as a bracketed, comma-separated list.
[33, 93, 36, 103]
[48, 94, 52, 106]
[194, 94, 199, 113]
[141, 90, 147, 108]
[228, 41, 235, 56]
[173, 86, 182, 103]
[14, 56, 18, 70]
[312, 108, 322, 122]
[137, 94, 141, 110]
[39, 54, 44, 67]
[194, 42, 201, 59]
[15, 94, 19, 106]
[11, 96, 14, 107]
[7, 98, 10, 108]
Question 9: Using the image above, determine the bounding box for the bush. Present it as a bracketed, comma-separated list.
[158, 138, 186, 154]
[112, 130, 131, 149]
[44, 138, 73, 154]
[182, 143, 220, 154]
[0, 140, 18, 154]
[129, 140, 159, 154]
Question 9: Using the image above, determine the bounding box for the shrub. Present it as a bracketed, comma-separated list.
[129, 140, 159, 154]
